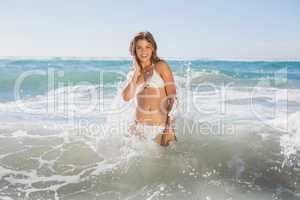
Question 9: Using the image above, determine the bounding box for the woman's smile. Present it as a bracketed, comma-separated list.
[135, 39, 153, 63]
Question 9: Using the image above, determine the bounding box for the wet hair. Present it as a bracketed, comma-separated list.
[129, 31, 161, 65]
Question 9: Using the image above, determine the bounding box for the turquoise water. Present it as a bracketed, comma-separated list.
[0, 58, 299, 101]
[0, 58, 300, 200]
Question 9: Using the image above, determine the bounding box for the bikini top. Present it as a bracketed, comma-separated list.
[125, 63, 165, 88]
[144, 64, 165, 88]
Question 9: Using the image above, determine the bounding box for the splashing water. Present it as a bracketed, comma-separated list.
[0, 59, 300, 199]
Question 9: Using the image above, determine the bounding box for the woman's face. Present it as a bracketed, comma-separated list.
[135, 39, 153, 63]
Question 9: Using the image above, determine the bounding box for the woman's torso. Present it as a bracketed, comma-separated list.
[135, 64, 168, 125]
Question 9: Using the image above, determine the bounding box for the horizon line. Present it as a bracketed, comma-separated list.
[0, 56, 300, 62]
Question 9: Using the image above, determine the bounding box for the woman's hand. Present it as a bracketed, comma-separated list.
[133, 56, 142, 78]
[121, 57, 141, 101]
[153, 127, 176, 146]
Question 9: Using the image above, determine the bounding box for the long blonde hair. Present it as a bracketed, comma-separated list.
[129, 31, 161, 67]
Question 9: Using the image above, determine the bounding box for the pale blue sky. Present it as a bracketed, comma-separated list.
[0, 0, 299, 60]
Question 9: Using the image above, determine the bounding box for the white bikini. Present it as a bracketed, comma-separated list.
[125, 63, 167, 142]
[125, 64, 178, 145]
[143, 64, 165, 88]
[126, 63, 165, 89]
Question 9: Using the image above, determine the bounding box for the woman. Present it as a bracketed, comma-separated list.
[122, 31, 177, 146]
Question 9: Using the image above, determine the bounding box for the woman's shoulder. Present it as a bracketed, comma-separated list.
[155, 59, 168, 66]
[155, 59, 171, 73]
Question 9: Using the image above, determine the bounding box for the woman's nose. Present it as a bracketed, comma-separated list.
[141, 49, 148, 53]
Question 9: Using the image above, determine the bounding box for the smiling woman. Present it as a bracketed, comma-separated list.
[122, 31, 178, 146]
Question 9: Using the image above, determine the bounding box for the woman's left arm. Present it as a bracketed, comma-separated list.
[156, 60, 177, 115]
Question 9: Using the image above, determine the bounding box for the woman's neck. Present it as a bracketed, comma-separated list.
[140, 61, 152, 69]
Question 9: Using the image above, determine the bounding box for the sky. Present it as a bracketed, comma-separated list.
[0, 0, 299, 60]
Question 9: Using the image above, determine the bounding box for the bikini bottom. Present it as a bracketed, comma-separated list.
[128, 121, 165, 142]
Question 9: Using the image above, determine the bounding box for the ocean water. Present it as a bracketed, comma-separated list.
[0, 58, 300, 200]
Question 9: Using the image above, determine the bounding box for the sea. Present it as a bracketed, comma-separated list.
[0, 57, 300, 200]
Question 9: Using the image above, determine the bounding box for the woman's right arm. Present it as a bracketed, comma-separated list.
[121, 60, 142, 101]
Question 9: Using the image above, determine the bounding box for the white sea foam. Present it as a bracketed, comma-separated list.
[277, 112, 300, 160]
[0, 69, 299, 199]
